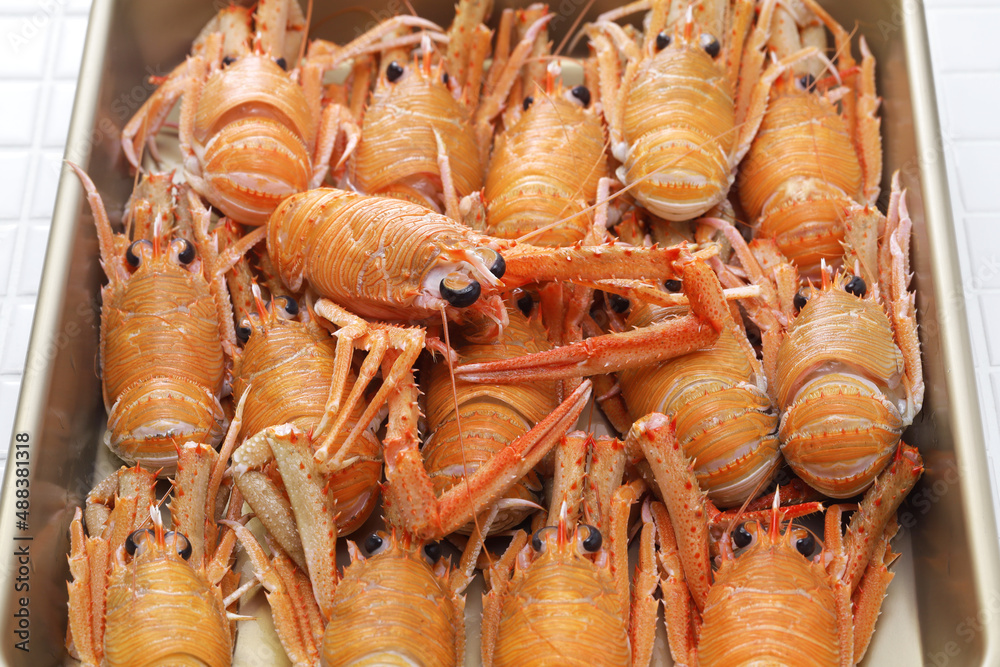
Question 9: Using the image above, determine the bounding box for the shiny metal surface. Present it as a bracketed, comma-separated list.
[0, 0, 995, 664]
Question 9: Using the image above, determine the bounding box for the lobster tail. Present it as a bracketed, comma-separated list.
[200, 117, 311, 225]
[106, 377, 228, 475]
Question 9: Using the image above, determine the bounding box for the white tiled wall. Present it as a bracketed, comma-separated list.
[0, 0, 93, 478]
[0, 2, 997, 519]
[923, 1, 1000, 520]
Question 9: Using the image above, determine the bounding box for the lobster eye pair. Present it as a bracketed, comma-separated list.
[730, 522, 817, 557]
[125, 238, 196, 268]
[522, 86, 591, 111]
[124, 528, 193, 560]
[791, 275, 866, 313]
[362, 532, 443, 564]
[654, 31, 720, 58]
[235, 295, 300, 343]
[530, 525, 603, 554]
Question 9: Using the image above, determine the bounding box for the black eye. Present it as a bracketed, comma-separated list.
[656, 32, 671, 50]
[222, 55, 236, 67]
[664, 279, 682, 293]
[799, 74, 817, 91]
[236, 318, 252, 343]
[423, 541, 442, 562]
[165, 531, 193, 560]
[274, 295, 299, 319]
[607, 292, 630, 314]
[275, 57, 287, 71]
[531, 528, 545, 552]
[125, 528, 154, 556]
[386, 61, 404, 83]
[571, 85, 591, 107]
[516, 291, 534, 316]
[475, 247, 506, 279]
[796, 533, 816, 556]
[126, 239, 152, 268]
[363, 532, 384, 555]
[700, 33, 720, 58]
[440, 274, 481, 308]
[793, 292, 808, 312]
[176, 239, 195, 265]
[523, 95, 534, 111]
[732, 524, 752, 549]
[581, 525, 602, 553]
[845, 276, 867, 297]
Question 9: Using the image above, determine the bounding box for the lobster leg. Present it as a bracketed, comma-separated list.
[481, 530, 529, 667]
[839, 442, 922, 593]
[231, 425, 339, 618]
[254, 0, 307, 66]
[630, 498, 662, 667]
[121, 53, 204, 168]
[311, 100, 358, 186]
[456, 257, 729, 383]
[850, 520, 898, 664]
[311, 299, 425, 467]
[880, 175, 924, 421]
[474, 14, 553, 138]
[546, 433, 591, 528]
[304, 15, 446, 71]
[855, 37, 883, 205]
[66, 508, 110, 667]
[649, 500, 698, 667]
[446, 0, 493, 91]
[383, 374, 592, 540]
[225, 521, 325, 665]
[626, 413, 713, 611]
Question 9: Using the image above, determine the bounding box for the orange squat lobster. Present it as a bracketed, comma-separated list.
[483, 433, 659, 667]
[264, 187, 731, 464]
[67, 440, 245, 667]
[422, 299, 560, 534]
[587, 0, 814, 221]
[738, 0, 882, 276]
[627, 413, 923, 666]
[229, 290, 383, 537]
[122, 0, 442, 224]
[70, 164, 244, 475]
[704, 172, 922, 498]
[475, 21, 610, 246]
[227, 519, 479, 666]
[616, 299, 780, 507]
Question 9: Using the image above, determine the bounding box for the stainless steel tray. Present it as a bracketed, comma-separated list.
[2, 0, 998, 664]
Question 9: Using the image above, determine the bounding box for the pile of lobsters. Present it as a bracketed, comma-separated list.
[64, 0, 925, 665]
